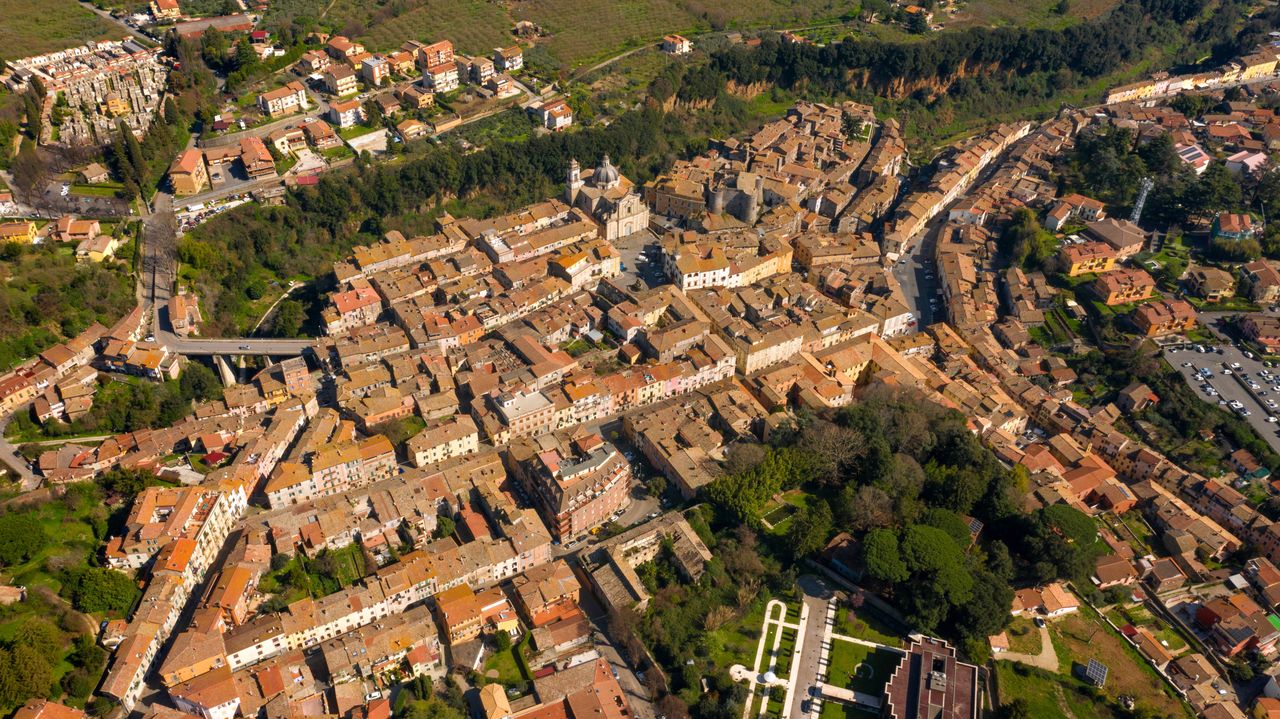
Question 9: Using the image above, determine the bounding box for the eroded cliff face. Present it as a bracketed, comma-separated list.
[659, 96, 717, 111]
[726, 80, 771, 99]
[721, 59, 1007, 103]
[851, 58, 1007, 99]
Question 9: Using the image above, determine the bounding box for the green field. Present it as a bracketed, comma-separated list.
[832, 606, 902, 648]
[825, 640, 899, 696]
[995, 606, 1194, 718]
[0, 0, 120, 61]
[287, 0, 1124, 76]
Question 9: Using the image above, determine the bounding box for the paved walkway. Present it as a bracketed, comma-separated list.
[742, 600, 795, 719]
[997, 624, 1058, 672]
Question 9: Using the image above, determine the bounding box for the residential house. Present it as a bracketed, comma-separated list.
[168, 150, 208, 196]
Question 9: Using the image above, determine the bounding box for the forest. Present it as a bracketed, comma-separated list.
[0, 243, 135, 373]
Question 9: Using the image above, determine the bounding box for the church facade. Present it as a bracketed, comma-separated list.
[566, 156, 650, 241]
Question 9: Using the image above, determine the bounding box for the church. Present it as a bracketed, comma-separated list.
[566, 156, 650, 241]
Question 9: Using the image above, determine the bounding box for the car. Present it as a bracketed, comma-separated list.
[1262, 391, 1270, 397]
[1218, 348, 1226, 354]
[1270, 416, 1279, 423]
[1220, 399, 1229, 405]
[1231, 400, 1245, 409]
[1243, 410, 1253, 416]
[1267, 400, 1277, 408]
[1034, 617, 1046, 628]
[1223, 369, 1233, 375]
[1232, 362, 1243, 369]
[1182, 362, 1194, 368]
[1246, 351, 1256, 360]
[239, 344, 251, 350]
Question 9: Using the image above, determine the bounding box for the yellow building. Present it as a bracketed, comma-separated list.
[103, 93, 130, 117]
[168, 149, 208, 197]
[1240, 52, 1278, 81]
[76, 235, 121, 262]
[0, 221, 37, 244]
[1061, 241, 1117, 277]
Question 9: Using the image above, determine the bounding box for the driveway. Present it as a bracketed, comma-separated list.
[997, 623, 1058, 672]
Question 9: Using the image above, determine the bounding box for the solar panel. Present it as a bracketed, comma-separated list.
[1084, 659, 1109, 687]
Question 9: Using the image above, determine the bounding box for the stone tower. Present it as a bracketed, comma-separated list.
[566, 158, 583, 205]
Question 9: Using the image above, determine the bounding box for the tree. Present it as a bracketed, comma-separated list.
[900, 524, 972, 604]
[494, 630, 512, 652]
[62, 566, 140, 614]
[863, 529, 908, 583]
[180, 360, 223, 402]
[787, 501, 833, 559]
[271, 299, 305, 337]
[0, 514, 49, 566]
[1052, 0, 1070, 14]
[433, 515, 456, 539]
[96, 467, 159, 498]
[9, 644, 52, 703]
[10, 143, 47, 203]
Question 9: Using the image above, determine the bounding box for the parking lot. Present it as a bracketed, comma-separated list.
[613, 230, 666, 290]
[1167, 343, 1280, 454]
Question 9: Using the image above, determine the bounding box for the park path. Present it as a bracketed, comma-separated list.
[742, 600, 798, 719]
[997, 623, 1059, 672]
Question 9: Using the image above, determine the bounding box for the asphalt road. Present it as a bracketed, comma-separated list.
[1165, 343, 1280, 454]
[789, 575, 835, 719]
[890, 223, 940, 329]
[0, 411, 37, 489]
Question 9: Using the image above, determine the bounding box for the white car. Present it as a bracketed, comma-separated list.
[1270, 416, 1278, 423]
[1230, 400, 1245, 409]
[1223, 369, 1233, 375]
[1182, 362, 1194, 368]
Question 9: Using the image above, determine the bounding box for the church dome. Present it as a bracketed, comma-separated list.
[595, 154, 620, 187]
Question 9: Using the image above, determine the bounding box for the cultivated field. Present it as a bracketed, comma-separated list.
[0, 0, 120, 61]
[300, 0, 1123, 74]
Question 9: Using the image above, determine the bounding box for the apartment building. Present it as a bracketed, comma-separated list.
[406, 414, 479, 467]
[508, 431, 631, 541]
[257, 81, 308, 118]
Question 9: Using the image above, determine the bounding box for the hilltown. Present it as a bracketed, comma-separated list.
[11, 31, 1280, 716]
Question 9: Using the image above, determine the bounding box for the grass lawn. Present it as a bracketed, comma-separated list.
[69, 183, 123, 198]
[322, 145, 356, 161]
[763, 490, 814, 534]
[1050, 608, 1192, 718]
[0, 0, 119, 61]
[825, 640, 898, 696]
[818, 703, 877, 719]
[339, 124, 381, 141]
[996, 660, 1136, 719]
[706, 595, 768, 671]
[1005, 617, 1043, 655]
[832, 606, 902, 647]
[483, 642, 528, 686]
